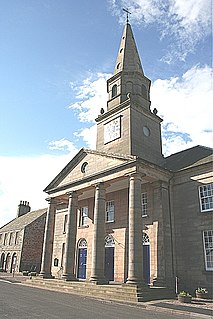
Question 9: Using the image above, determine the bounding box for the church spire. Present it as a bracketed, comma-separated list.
[106, 21, 150, 112]
[114, 22, 144, 76]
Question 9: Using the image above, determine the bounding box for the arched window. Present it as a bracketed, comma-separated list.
[112, 84, 117, 98]
[78, 238, 87, 248]
[141, 85, 147, 99]
[143, 233, 150, 245]
[105, 234, 115, 247]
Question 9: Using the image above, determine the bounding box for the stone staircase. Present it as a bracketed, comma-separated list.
[25, 278, 175, 303]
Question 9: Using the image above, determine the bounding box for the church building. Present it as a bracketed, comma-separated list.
[39, 21, 213, 295]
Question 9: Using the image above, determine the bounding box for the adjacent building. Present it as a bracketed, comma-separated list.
[0, 201, 46, 273]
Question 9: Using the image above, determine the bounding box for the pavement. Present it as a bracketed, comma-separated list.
[0, 272, 212, 318]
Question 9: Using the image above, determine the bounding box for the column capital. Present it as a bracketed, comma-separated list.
[128, 172, 145, 181]
[45, 197, 58, 205]
[94, 181, 105, 190]
[66, 190, 78, 198]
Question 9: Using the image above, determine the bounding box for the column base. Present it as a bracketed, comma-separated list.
[89, 277, 109, 285]
[62, 274, 77, 281]
[39, 272, 54, 279]
[126, 278, 147, 287]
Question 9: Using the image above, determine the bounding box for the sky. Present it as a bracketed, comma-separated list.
[0, 0, 212, 227]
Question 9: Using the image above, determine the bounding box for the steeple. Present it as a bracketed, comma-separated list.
[106, 21, 151, 112]
[95, 21, 163, 165]
[114, 22, 144, 76]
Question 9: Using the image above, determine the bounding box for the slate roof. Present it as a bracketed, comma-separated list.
[0, 208, 47, 232]
[163, 145, 213, 172]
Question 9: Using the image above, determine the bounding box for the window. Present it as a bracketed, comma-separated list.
[14, 232, 19, 245]
[3, 233, 7, 245]
[106, 201, 115, 223]
[79, 207, 88, 226]
[9, 233, 13, 245]
[105, 234, 115, 247]
[112, 84, 117, 98]
[61, 243, 65, 268]
[63, 214, 68, 233]
[199, 183, 213, 212]
[203, 230, 213, 270]
[141, 192, 148, 216]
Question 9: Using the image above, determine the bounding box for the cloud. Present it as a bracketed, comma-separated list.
[0, 151, 78, 227]
[68, 73, 110, 122]
[151, 65, 213, 154]
[49, 138, 77, 153]
[108, 0, 212, 62]
[69, 65, 213, 156]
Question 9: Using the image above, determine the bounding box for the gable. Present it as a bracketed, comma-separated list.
[58, 152, 131, 188]
[45, 148, 135, 191]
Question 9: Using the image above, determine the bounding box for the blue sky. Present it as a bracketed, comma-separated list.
[0, 0, 212, 226]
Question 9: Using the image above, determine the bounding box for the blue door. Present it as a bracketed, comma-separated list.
[104, 247, 114, 281]
[77, 248, 87, 279]
[143, 245, 150, 284]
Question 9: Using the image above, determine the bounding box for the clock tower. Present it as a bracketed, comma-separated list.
[96, 21, 163, 165]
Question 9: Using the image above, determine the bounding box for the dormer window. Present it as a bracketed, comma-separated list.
[112, 84, 117, 98]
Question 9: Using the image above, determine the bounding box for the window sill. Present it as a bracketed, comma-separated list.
[142, 214, 148, 218]
[78, 225, 89, 229]
[200, 210, 213, 213]
[106, 220, 115, 224]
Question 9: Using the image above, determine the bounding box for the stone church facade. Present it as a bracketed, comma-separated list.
[39, 22, 213, 295]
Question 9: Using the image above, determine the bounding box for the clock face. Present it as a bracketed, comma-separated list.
[104, 117, 121, 144]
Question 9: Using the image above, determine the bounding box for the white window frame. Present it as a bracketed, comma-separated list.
[141, 192, 148, 216]
[79, 207, 88, 226]
[199, 183, 213, 212]
[106, 201, 115, 223]
[203, 230, 213, 271]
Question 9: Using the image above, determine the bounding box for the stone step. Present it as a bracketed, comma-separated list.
[26, 278, 175, 302]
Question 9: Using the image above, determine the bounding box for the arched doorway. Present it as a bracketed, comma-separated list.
[104, 235, 115, 281]
[10, 253, 17, 273]
[0, 253, 5, 271]
[143, 233, 150, 284]
[77, 239, 87, 279]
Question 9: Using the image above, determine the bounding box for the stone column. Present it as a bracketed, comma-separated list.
[90, 182, 107, 284]
[126, 173, 144, 285]
[62, 191, 78, 281]
[40, 198, 56, 278]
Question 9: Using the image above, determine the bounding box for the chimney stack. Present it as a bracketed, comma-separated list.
[17, 200, 31, 218]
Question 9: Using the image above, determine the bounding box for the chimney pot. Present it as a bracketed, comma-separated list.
[17, 200, 31, 218]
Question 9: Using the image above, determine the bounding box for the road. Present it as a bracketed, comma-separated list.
[0, 280, 187, 319]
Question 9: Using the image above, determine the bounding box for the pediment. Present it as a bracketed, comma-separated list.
[44, 148, 135, 191]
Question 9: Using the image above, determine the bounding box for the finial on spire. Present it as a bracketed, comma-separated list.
[123, 8, 131, 24]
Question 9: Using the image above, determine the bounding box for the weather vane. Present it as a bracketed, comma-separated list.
[123, 8, 131, 23]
